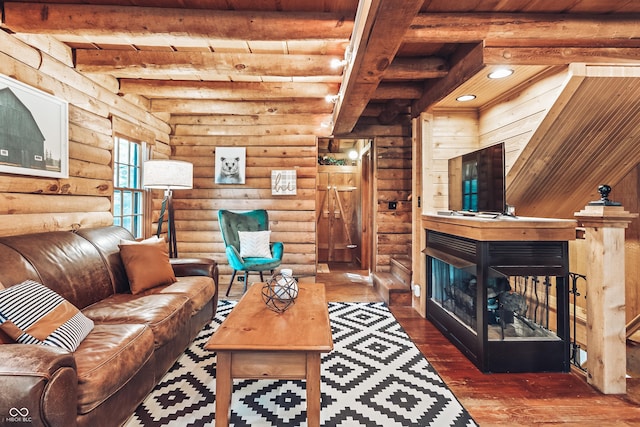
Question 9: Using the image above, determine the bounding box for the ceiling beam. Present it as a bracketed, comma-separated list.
[2, 3, 353, 41]
[150, 99, 333, 115]
[372, 82, 422, 100]
[332, 0, 425, 135]
[75, 50, 342, 79]
[119, 80, 338, 100]
[406, 13, 640, 47]
[411, 43, 485, 117]
[384, 57, 448, 80]
[484, 47, 640, 65]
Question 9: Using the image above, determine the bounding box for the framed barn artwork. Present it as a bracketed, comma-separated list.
[215, 147, 246, 184]
[0, 74, 69, 178]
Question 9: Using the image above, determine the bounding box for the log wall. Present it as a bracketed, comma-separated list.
[170, 122, 317, 287]
[373, 135, 413, 272]
[0, 32, 171, 237]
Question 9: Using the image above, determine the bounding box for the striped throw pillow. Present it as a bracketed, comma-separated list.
[0, 280, 94, 352]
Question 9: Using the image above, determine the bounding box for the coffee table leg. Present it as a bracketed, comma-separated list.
[306, 352, 321, 427]
[216, 352, 232, 427]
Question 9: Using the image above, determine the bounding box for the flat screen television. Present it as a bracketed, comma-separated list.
[448, 143, 506, 214]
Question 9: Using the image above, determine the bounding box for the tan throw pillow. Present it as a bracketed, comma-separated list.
[238, 230, 272, 258]
[119, 239, 177, 295]
[0, 280, 11, 344]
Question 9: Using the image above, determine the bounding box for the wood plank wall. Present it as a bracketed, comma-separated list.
[479, 69, 566, 176]
[423, 110, 479, 213]
[169, 121, 318, 286]
[0, 32, 171, 237]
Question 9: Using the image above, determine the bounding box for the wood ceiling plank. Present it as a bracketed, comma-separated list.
[3, 3, 354, 41]
[507, 68, 640, 217]
[406, 13, 640, 47]
[118, 80, 338, 99]
[75, 50, 341, 78]
[411, 43, 485, 117]
[332, 0, 425, 135]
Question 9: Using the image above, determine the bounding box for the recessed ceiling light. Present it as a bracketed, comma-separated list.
[456, 94, 476, 102]
[488, 68, 514, 79]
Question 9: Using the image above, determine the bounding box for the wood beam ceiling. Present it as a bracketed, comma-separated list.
[149, 99, 333, 115]
[75, 51, 343, 80]
[332, 0, 424, 135]
[406, 13, 640, 47]
[2, 3, 353, 41]
[383, 57, 448, 80]
[118, 80, 339, 100]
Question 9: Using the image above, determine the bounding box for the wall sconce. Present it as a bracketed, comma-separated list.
[331, 45, 353, 69]
[348, 149, 358, 165]
[331, 58, 348, 69]
[143, 159, 193, 258]
[325, 94, 340, 103]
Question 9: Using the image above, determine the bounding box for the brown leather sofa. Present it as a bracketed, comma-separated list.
[0, 226, 218, 427]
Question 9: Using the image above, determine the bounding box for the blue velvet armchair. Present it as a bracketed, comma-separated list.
[218, 209, 283, 296]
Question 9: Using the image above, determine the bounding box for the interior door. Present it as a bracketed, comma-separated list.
[316, 165, 360, 263]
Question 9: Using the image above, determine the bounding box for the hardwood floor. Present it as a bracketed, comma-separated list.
[226, 266, 640, 426]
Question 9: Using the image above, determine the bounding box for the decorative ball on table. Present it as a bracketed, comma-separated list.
[262, 268, 299, 313]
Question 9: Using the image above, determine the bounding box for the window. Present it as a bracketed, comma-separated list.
[113, 136, 144, 238]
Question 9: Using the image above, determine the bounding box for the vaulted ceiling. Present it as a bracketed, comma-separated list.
[2, 0, 639, 138]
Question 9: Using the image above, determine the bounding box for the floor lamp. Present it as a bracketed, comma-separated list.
[143, 160, 193, 258]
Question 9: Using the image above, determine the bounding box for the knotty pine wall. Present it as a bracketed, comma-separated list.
[0, 32, 171, 237]
[479, 69, 566, 192]
[169, 123, 318, 286]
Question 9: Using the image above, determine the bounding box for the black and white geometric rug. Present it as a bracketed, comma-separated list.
[125, 301, 477, 427]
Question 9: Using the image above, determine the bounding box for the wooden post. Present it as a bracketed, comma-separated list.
[575, 196, 637, 394]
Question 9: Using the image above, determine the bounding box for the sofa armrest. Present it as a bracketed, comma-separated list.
[0, 344, 78, 427]
[171, 257, 218, 281]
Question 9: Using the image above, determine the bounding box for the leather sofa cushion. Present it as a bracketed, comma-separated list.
[82, 294, 192, 349]
[74, 323, 154, 414]
[145, 276, 216, 315]
[0, 232, 114, 309]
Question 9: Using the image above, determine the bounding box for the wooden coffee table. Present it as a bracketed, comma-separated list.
[205, 282, 333, 427]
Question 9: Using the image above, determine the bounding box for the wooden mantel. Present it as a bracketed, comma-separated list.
[422, 213, 577, 242]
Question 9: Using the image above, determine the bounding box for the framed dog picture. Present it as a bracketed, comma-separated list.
[215, 147, 246, 184]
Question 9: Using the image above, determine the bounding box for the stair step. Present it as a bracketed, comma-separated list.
[390, 256, 412, 286]
[372, 272, 412, 307]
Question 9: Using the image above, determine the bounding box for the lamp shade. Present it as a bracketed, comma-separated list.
[143, 160, 193, 189]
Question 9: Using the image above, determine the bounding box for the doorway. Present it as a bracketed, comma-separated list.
[316, 138, 372, 269]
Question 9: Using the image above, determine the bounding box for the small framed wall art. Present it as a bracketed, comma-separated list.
[215, 147, 246, 184]
[272, 170, 297, 195]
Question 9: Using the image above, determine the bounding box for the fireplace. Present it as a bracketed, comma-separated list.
[425, 227, 571, 373]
